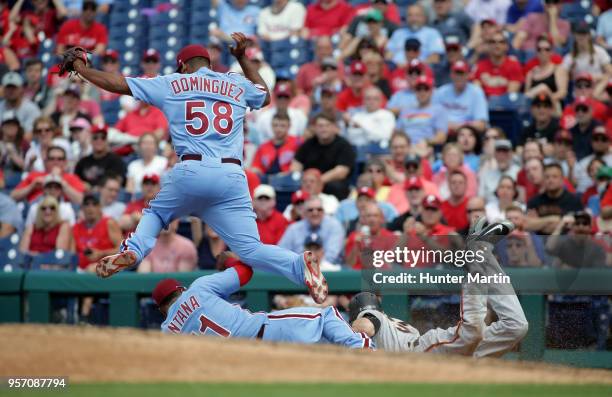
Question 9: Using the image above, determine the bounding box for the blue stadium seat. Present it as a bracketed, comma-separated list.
[101, 99, 121, 126]
[3, 171, 22, 191]
[30, 250, 77, 272]
[268, 172, 302, 192]
[0, 248, 29, 271]
[489, 110, 522, 145]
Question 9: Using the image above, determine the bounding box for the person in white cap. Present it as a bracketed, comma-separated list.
[0, 72, 41, 133]
[253, 184, 288, 245]
[24, 174, 77, 226]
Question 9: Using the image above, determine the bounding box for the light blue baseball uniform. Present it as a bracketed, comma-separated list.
[121, 68, 306, 286]
[162, 268, 374, 349]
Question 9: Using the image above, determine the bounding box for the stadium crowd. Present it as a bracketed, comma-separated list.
[0, 0, 611, 274]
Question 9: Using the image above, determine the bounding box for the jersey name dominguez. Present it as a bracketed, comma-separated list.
[126, 68, 267, 161]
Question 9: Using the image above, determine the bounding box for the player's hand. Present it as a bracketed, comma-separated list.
[229, 32, 249, 59]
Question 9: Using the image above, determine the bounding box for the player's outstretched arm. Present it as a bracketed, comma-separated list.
[73, 58, 132, 96]
[230, 32, 271, 107]
[351, 317, 376, 338]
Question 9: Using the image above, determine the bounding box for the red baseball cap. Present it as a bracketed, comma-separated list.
[422, 194, 441, 209]
[357, 186, 375, 199]
[143, 48, 160, 62]
[143, 173, 160, 184]
[407, 59, 423, 72]
[152, 278, 185, 306]
[404, 176, 423, 190]
[91, 124, 108, 137]
[176, 44, 210, 71]
[451, 60, 470, 73]
[574, 96, 591, 109]
[575, 72, 593, 83]
[350, 60, 367, 75]
[291, 189, 310, 204]
[103, 49, 119, 62]
[274, 82, 292, 97]
[414, 75, 433, 89]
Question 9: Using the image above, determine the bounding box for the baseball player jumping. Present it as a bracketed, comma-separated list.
[152, 254, 373, 349]
[59, 35, 328, 303]
[350, 219, 529, 356]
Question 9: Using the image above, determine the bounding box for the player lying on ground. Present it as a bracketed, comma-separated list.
[151, 254, 373, 349]
[59, 33, 328, 303]
[350, 219, 529, 356]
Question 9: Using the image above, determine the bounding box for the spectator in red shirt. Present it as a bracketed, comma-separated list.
[295, 36, 335, 97]
[352, 0, 400, 25]
[560, 73, 608, 129]
[56, 0, 108, 56]
[72, 193, 122, 272]
[253, 184, 289, 245]
[440, 169, 469, 230]
[10, 0, 67, 39]
[114, 101, 168, 140]
[336, 60, 369, 112]
[345, 201, 396, 269]
[388, 39, 434, 94]
[11, 145, 85, 204]
[473, 30, 523, 97]
[119, 173, 161, 233]
[398, 194, 459, 267]
[303, 0, 353, 37]
[19, 195, 71, 255]
[141, 48, 161, 78]
[251, 112, 301, 175]
[2, 9, 39, 60]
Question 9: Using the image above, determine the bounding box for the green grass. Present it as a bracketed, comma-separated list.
[2, 383, 611, 397]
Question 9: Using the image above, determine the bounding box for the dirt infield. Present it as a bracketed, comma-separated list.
[1, 324, 611, 384]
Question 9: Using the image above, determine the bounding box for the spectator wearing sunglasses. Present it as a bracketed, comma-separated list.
[74, 125, 126, 189]
[574, 126, 612, 193]
[473, 31, 523, 97]
[524, 35, 568, 106]
[279, 196, 344, 263]
[511, 0, 570, 52]
[519, 92, 559, 146]
[569, 96, 602, 161]
[24, 174, 76, 227]
[253, 184, 288, 245]
[11, 145, 85, 204]
[140, 48, 161, 78]
[19, 195, 71, 256]
[546, 211, 605, 268]
[396, 75, 447, 151]
[561, 73, 608, 129]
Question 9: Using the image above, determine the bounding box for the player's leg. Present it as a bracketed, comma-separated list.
[470, 241, 529, 358]
[415, 286, 487, 355]
[201, 166, 328, 303]
[97, 171, 185, 277]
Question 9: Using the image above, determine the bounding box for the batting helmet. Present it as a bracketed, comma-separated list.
[348, 292, 381, 323]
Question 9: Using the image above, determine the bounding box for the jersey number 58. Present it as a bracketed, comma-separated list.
[185, 100, 234, 136]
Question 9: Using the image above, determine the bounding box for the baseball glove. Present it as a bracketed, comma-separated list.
[58, 46, 88, 76]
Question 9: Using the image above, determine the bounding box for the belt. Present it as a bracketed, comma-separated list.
[180, 154, 241, 166]
[256, 324, 266, 339]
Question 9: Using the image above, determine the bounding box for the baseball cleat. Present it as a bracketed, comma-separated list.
[467, 220, 514, 245]
[96, 250, 137, 278]
[303, 251, 328, 304]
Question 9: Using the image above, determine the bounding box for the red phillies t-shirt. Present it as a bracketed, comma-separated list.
[256, 210, 289, 245]
[440, 198, 469, 231]
[353, 3, 400, 24]
[114, 106, 168, 138]
[14, 172, 85, 202]
[517, 168, 576, 201]
[56, 19, 108, 51]
[73, 217, 115, 269]
[473, 56, 524, 97]
[245, 170, 260, 199]
[252, 136, 302, 174]
[304, 0, 354, 37]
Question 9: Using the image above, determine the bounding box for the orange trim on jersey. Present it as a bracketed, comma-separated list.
[424, 289, 464, 353]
